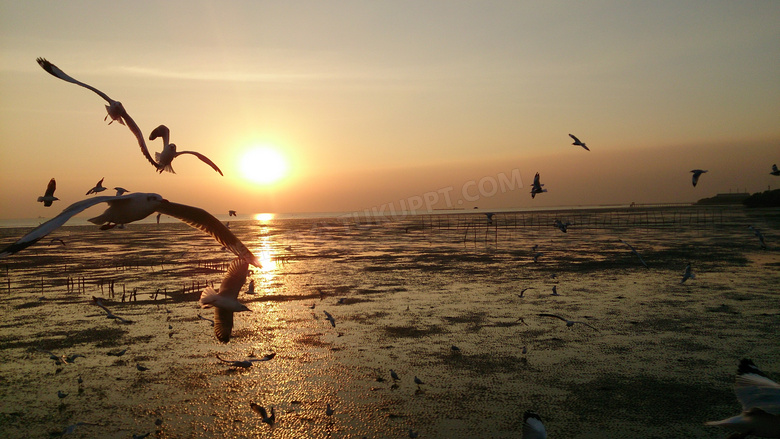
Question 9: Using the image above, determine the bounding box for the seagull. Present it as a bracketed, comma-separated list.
[390, 369, 400, 381]
[114, 187, 129, 196]
[569, 133, 589, 151]
[518, 287, 533, 298]
[200, 258, 251, 343]
[485, 212, 495, 225]
[86, 178, 107, 195]
[36, 58, 161, 171]
[326, 403, 334, 416]
[539, 313, 600, 332]
[414, 376, 425, 386]
[148, 125, 223, 176]
[323, 310, 336, 327]
[551, 286, 560, 296]
[554, 219, 571, 233]
[691, 169, 708, 187]
[533, 252, 543, 263]
[0, 193, 262, 268]
[215, 353, 252, 368]
[705, 359, 780, 438]
[136, 364, 149, 371]
[58, 390, 68, 399]
[771, 164, 780, 176]
[522, 411, 547, 439]
[748, 225, 767, 249]
[530, 173, 547, 199]
[250, 403, 276, 425]
[37, 178, 59, 207]
[92, 296, 132, 324]
[619, 239, 649, 268]
[49, 238, 66, 246]
[229, 210, 237, 217]
[681, 263, 695, 284]
[246, 279, 255, 295]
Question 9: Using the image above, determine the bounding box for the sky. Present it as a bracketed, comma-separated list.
[0, 1, 778, 220]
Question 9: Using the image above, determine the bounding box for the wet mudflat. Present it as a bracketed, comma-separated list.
[0, 207, 778, 438]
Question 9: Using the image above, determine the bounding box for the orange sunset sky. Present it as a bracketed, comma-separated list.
[1, 1, 778, 219]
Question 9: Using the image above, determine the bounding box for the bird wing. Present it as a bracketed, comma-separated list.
[214, 307, 235, 343]
[121, 112, 161, 170]
[174, 151, 224, 176]
[44, 178, 56, 197]
[538, 313, 567, 322]
[522, 411, 547, 439]
[218, 258, 249, 299]
[581, 144, 590, 151]
[0, 195, 124, 257]
[575, 321, 601, 332]
[37, 58, 115, 104]
[735, 371, 780, 415]
[533, 173, 541, 186]
[148, 125, 170, 146]
[154, 201, 261, 267]
[692, 173, 700, 187]
[569, 133, 580, 143]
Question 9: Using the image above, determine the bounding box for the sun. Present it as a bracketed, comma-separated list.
[239, 146, 289, 185]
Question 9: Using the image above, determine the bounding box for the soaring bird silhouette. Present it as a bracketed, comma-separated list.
[37, 178, 58, 207]
[85, 177, 107, 195]
[148, 125, 223, 176]
[569, 133, 589, 151]
[200, 258, 251, 342]
[691, 169, 708, 187]
[539, 313, 600, 331]
[770, 164, 780, 176]
[36, 58, 161, 171]
[530, 173, 547, 199]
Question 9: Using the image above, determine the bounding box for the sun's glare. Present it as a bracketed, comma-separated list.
[240, 146, 289, 185]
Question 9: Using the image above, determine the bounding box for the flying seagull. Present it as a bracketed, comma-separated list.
[530, 173, 547, 199]
[539, 313, 600, 331]
[148, 125, 223, 176]
[37, 178, 59, 207]
[36, 58, 161, 171]
[748, 225, 767, 249]
[770, 164, 780, 176]
[569, 133, 589, 151]
[200, 258, 251, 343]
[86, 178, 107, 195]
[229, 210, 237, 217]
[92, 296, 132, 324]
[705, 359, 780, 438]
[619, 239, 649, 268]
[250, 403, 276, 425]
[114, 187, 129, 196]
[323, 310, 336, 327]
[691, 169, 708, 187]
[680, 263, 695, 284]
[554, 219, 571, 233]
[522, 411, 547, 439]
[0, 193, 261, 267]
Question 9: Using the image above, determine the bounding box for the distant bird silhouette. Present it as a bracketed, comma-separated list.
[748, 225, 767, 249]
[770, 164, 780, 176]
[229, 210, 237, 216]
[705, 359, 780, 438]
[522, 411, 547, 439]
[539, 313, 599, 331]
[691, 169, 708, 187]
[149, 125, 223, 176]
[250, 403, 276, 425]
[37, 178, 59, 207]
[551, 286, 560, 296]
[680, 263, 695, 284]
[323, 310, 336, 327]
[326, 403, 335, 416]
[36, 58, 161, 171]
[485, 212, 495, 225]
[136, 364, 149, 371]
[390, 369, 400, 381]
[200, 258, 251, 343]
[569, 133, 589, 151]
[114, 187, 129, 196]
[532, 252, 543, 263]
[92, 296, 132, 324]
[530, 173, 547, 199]
[554, 219, 571, 233]
[619, 239, 649, 268]
[518, 287, 533, 298]
[86, 178, 106, 195]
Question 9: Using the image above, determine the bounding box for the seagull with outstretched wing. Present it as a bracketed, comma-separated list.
[200, 258, 251, 342]
[691, 169, 708, 187]
[37, 178, 58, 207]
[149, 125, 223, 176]
[0, 193, 261, 267]
[530, 173, 547, 199]
[36, 58, 161, 171]
[539, 313, 600, 332]
[569, 133, 589, 151]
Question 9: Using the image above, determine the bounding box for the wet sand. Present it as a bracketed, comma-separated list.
[0, 207, 778, 438]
